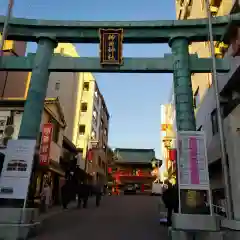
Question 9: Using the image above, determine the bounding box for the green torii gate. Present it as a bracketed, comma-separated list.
[1, 14, 238, 140]
[0, 13, 239, 233]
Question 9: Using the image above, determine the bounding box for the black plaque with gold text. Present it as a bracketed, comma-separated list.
[99, 29, 123, 65]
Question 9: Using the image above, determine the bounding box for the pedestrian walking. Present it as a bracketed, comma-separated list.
[61, 181, 70, 209]
[162, 180, 178, 226]
[77, 180, 89, 208]
[94, 181, 103, 207]
[40, 182, 52, 212]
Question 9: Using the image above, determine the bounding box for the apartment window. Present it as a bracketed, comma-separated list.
[55, 81, 60, 91]
[103, 128, 107, 136]
[211, 109, 218, 135]
[193, 88, 200, 109]
[93, 110, 97, 119]
[6, 115, 13, 125]
[83, 82, 89, 91]
[102, 162, 106, 171]
[81, 102, 88, 112]
[179, 0, 184, 7]
[91, 130, 96, 139]
[79, 125, 86, 135]
[98, 157, 101, 167]
[178, 9, 182, 20]
[201, 0, 205, 10]
[211, 0, 221, 7]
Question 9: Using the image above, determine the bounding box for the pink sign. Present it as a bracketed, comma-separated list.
[189, 137, 200, 185]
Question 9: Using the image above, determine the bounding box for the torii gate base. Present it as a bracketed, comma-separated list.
[1, 13, 240, 240]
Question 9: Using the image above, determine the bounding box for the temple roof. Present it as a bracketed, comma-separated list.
[114, 148, 155, 164]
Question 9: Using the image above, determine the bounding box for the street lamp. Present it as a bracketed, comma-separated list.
[0, 0, 14, 57]
[205, 0, 233, 219]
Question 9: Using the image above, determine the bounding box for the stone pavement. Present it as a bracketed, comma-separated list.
[35, 201, 77, 223]
[30, 195, 168, 240]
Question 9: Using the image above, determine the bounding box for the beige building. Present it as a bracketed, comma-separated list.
[0, 38, 29, 99]
[46, 43, 110, 180]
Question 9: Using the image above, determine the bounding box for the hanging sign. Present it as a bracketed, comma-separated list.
[99, 29, 123, 65]
[39, 123, 53, 166]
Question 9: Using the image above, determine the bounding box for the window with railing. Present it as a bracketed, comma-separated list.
[193, 87, 200, 109]
[81, 102, 88, 112]
[211, 109, 218, 135]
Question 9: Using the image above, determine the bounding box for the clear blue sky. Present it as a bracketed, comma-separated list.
[0, 0, 176, 158]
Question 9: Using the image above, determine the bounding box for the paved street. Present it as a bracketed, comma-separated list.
[31, 195, 168, 240]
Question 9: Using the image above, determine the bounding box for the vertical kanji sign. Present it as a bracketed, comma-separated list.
[39, 123, 53, 166]
[99, 28, 123, 65]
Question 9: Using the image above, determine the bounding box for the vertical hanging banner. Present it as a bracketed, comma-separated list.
[39, 123, 53, 166]
[99, 29, 123, 65]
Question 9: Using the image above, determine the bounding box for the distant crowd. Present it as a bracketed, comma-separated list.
[40, 168, 106, 212]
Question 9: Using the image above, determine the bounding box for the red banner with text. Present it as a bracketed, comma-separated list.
[39, 123, 53, 166]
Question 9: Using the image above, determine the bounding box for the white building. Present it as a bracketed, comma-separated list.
[194, 32, 240, 208]
[160, 87, 176, 179]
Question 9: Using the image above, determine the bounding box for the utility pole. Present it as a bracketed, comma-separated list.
[205, 0, 233, 219]
[0, 0, 14, 57]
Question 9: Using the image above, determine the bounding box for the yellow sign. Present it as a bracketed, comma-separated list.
[186, 190, 197, 207]
[161, 124, 172, 131]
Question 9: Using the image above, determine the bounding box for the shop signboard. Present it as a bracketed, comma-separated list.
[176, 131, 213, 214]
[39, 123, 53, 166]
[0, 139, 36, 199]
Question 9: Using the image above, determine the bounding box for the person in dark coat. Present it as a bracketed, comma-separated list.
[61, 181, 70, 209]
[77, 180, 89, 208]
[94, 181, 103, 207]
[162, 180, 179, 226]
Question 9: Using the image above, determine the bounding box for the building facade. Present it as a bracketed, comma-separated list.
[175, 0, 240, 207]
[176, 0, 229, 110]
[46, 43, 110, 180]
[0, 98, 67, 205]
[0, 38, 29, 99]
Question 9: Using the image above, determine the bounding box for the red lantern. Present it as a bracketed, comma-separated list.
[108, 167, 112, 173]
[169, 148, 177, 161]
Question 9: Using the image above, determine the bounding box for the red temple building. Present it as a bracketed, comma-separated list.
[108, 148, 162, 193]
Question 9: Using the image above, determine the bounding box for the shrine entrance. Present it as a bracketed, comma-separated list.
[0, 13, 238, 233]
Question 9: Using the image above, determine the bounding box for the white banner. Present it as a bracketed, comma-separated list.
[176, 131, 210, 190]
[0, 139, 36, 199]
